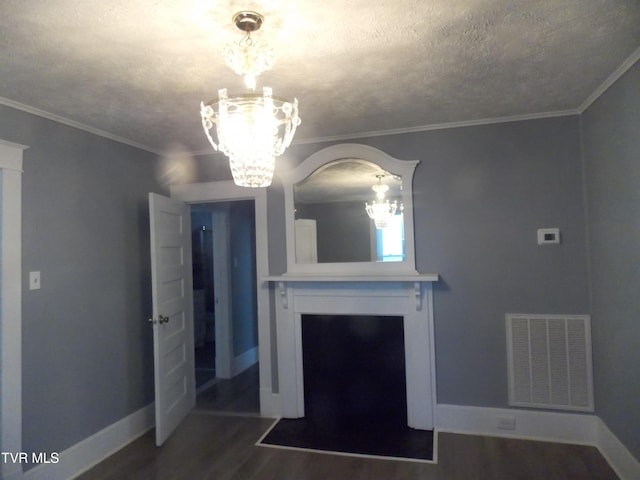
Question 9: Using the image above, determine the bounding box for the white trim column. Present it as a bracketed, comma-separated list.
[1, 140, 26, 480]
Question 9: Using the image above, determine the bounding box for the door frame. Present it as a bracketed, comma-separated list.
[1, 140, 26, 480]
[170, 181, 273, 416]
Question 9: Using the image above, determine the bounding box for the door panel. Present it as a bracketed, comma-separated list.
[149, 193, 195, 446]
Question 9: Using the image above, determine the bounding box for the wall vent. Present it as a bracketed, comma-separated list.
[506, 314, 594, 411]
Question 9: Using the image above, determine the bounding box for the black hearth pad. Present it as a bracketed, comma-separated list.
[257, 418, 434, 462]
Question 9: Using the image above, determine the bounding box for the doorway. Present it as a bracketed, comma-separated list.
[191, 208, 216, 392]
[170, 180, 273, 418]
[191, 200, 260, 414]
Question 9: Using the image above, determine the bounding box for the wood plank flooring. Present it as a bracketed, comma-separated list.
[195, 363, 260, 414]
[77, 413, 619, 480]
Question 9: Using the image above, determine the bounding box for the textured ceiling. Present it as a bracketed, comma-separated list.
[0, 0, 639, 155]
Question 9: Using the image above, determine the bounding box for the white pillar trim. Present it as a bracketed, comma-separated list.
[1, 140, 26, 480]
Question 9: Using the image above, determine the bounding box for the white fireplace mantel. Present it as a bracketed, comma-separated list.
[265, 273, 439, 431]
[265, 273, 439, 283]
[265, 273, 438, 311]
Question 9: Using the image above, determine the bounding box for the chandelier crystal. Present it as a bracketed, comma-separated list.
[223, 31, 273, 91]
[365, 176, 398, 229]
[200, 87, 300, 187]
[200, 11, 300, 188]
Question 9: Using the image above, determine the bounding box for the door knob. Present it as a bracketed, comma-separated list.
[148, 315, 170, 325]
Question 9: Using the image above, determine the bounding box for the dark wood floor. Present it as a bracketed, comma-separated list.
[78, 412, 618, 480]
[195, 363, 260, 414]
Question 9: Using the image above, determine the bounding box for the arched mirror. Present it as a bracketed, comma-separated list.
[281, 144, 419, 275]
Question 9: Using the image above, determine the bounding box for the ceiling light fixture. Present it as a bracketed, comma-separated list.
[365, 175, 398, 229]
[223, 11, 274, 91]
[200, 11, 301, 188]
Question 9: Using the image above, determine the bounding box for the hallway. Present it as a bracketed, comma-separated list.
[195, 363, 260, 415]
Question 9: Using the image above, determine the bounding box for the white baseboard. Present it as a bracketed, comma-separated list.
[435, 404, 598, 445]
[257, 388, 278, 418]
[596, 417, 640, 480]
[23, 403, 154, 480]
[270, 393, 281, 418]
[233, 346, 258, 376]
[435, 404, 640, 480]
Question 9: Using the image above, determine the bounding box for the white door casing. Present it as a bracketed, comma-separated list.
[169, 181, 273, 417]
[1, 140, 26, 480]
[149, 193, 196, 446]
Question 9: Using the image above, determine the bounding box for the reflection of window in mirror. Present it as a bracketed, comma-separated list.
[376, 213, 405, 262]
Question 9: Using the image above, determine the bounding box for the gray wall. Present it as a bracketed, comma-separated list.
[272, 116, 590, 407]
[5, 57, 636, 463]
[582, 60, 640, 460]
[0, 105, 165, 459]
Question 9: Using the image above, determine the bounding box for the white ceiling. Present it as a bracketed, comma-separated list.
[1, 0, 639, 155]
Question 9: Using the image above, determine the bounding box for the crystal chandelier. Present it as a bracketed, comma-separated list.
[365, 175, 398, 229]
[222, 12, 274, 91]
[200, 11, 301, 188]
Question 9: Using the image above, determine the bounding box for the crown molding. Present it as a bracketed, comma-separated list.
[578, 46, 640, 113]
[293, 109, 580, 146]
[0, 96, 162, 155]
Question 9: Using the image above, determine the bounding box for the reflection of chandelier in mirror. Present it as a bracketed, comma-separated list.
[200, 11, 301, 188]
[365, 175, 398, 229]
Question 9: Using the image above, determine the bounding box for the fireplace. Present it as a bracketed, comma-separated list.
[302, 314, 407, 427]
[268, 275, 438, 430]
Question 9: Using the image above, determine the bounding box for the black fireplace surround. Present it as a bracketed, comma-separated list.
[302, 314, 407, 428]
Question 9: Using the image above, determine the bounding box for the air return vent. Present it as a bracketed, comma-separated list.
[506, 314, 594, 411]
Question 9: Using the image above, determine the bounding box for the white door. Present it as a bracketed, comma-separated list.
[149, 193, 195, 446]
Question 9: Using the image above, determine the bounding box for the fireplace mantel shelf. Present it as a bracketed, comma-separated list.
[264, 273, 438, 312]
[264, 273, 439, 283]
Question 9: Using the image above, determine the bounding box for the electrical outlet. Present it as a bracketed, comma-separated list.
[497, 415, 516, 430]
[537, 228, 560, 245]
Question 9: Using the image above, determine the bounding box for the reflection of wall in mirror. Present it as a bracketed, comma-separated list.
[297, 200, 371, 263]
[294, 219, 317, 263]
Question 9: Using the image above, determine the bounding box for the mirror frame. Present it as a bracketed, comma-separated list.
[281, 143, 419, 275]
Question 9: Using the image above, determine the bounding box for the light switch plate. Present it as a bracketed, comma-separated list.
[29, 271, 41, 290]
[537, 228, 560, 245]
